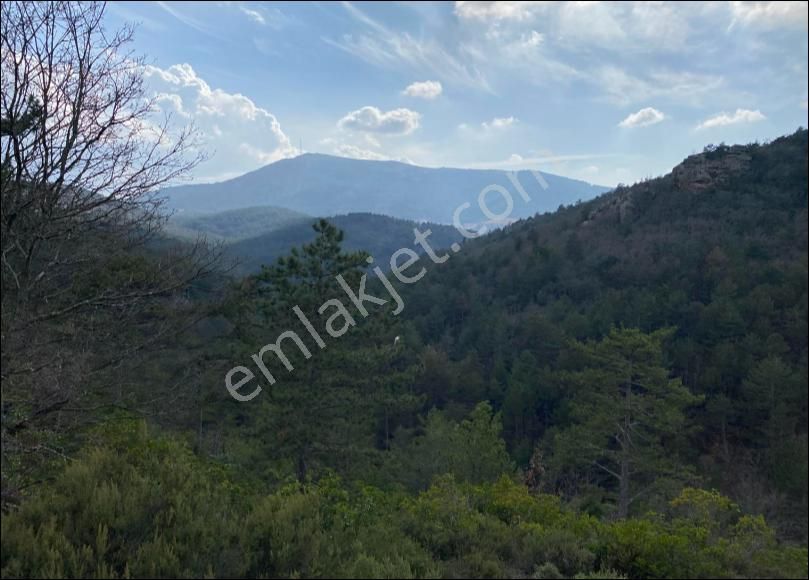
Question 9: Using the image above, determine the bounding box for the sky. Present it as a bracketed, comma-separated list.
[106, 1, 809, 186]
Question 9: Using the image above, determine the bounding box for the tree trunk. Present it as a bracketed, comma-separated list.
[296, 449, 308, 483]
[618, 363, 632, 519]
[617, 458, 630, 519]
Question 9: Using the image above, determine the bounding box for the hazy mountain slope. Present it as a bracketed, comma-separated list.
[224, 212, 463, 274]
[161, 153, 609, 224]
[164, 205, 311, 243]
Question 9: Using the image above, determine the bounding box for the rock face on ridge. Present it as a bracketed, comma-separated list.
[581, 142, 759, 227]
[671, 145, 753, 192]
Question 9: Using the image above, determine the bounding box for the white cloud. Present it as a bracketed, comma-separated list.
[458, 116, 519, 140]
[143, 63, 296, 181]
[239, 142, 279, 164]
[156, 1, 226, 41]
[337, 106, 421, 135]
[455, 1, 549, 22]
[239, 6, 265, 25]
[520, 30, 544, 48]
[325, 142, 413, 164]
[597, 66, 724, 106]
[729, 1, 808, 30]
[557, 1, 626, 47]
[461, 152, 613, 171]
[453, 2, 710, 99]
[482, 116, 517, 130]
[696, 108, 767, 129]
[403, 80, 443, 99]
[619, 2, 691, 51]
[154, 93, 187, 116]
[334, 144, 390, 161]
[327, 3, 490, 91]
[486, 29, 582, 85]
[457, 1, 691, 53]
[363, 133, 381, 148]
[618, 107, 666, 128]
[582, 165, 600, 175]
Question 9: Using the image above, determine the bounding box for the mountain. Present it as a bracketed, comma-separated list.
[161, 153, 609, 225]
[164, 205, 311, 243]
[223, 212, 463, 274]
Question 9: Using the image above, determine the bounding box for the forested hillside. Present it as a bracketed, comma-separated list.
[163, 208, 464, 275]
[1, 3, 807, 579]
[165, 205, 312, 242]
[400, 129, 809, 538]
[223, 212, 464, 274]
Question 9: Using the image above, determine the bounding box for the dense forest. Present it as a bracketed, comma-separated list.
[400, 130, 809, 534]
[1, 2, 807, 579]
[221, 211, 464, 275]
[165, 207, 464, 276]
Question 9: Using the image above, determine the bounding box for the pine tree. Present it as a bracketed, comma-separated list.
[553, 327, 702, 518]
[231, 220, 418, 482]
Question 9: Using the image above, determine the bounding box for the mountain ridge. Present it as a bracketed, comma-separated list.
[161, 153, 610, 224]
[223, 211, 463, 275]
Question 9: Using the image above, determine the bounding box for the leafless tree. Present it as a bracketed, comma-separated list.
[1, 1, 221, 504]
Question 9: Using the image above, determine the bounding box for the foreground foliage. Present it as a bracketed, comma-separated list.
[2, 425, 806, 579]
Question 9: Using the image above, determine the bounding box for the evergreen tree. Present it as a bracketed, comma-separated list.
[230, 220, 417, 482]
[552, 327, 702, 518]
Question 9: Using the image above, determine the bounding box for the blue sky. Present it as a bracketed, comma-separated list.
[107, 1, 808, 185]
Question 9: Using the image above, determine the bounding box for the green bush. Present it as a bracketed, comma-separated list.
[2, 429, 805, 579]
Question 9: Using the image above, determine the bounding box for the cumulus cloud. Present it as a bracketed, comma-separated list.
[239, 143, 281, 164]
[618, 107, 666, 128]
[696, 108, 766, 129]
[337, 106, 421, 135]
[403, 80, 443, 99]
[143, 63, 296, 181]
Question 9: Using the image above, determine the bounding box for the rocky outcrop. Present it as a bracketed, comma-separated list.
[581, 144, 755, 228]
[671, 146, 752, 192]
[581, 186, 635, 226]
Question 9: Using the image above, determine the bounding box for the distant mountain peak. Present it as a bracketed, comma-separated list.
[162, 154, 611, 222]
